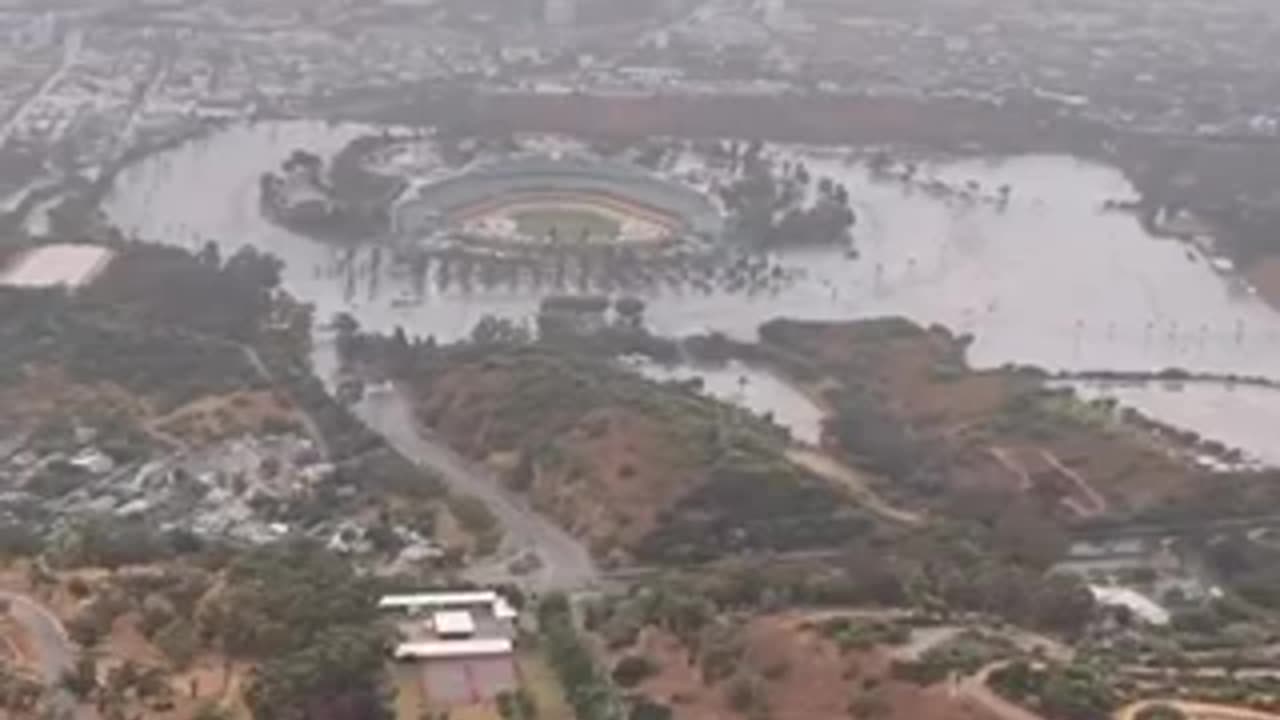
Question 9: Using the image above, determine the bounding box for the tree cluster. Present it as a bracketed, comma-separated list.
[539, 594, 625, 720]
[207, 541, 393, 720]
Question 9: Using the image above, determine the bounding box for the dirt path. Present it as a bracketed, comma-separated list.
[1040, 449, 1108, 516]
[785, 447, 923, 526]
[958, 662, 1048, 720]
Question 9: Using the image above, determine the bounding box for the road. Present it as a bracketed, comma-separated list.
[0, 590, 82, 718]
[1116, 700, 1280, 720]
[0, 28, 81, 150]
[352, 384, 600, 593]
[239, 343, 332, 460]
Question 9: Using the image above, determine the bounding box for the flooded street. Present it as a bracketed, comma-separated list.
[103, 121, 1280, 461]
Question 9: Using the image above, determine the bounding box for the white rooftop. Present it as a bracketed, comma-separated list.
[0, 244, 114, 290]
[379, 591, 500, 609]
[1089, 585, 1171, 626]
[433, 610, 475, 636]
[393, 638, 513, 660]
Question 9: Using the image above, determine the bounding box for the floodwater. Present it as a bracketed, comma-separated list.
[622, 357, 825, 445]
[1070, 380, 1280, 467]
[103, 121, 1280, 458]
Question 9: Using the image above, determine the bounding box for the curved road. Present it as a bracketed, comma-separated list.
[352, 384, 600, 593]
[0, 590, 82, 717]
[1116, 700, 1280, 720]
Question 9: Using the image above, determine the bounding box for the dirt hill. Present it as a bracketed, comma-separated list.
[407, 344, 875, 564]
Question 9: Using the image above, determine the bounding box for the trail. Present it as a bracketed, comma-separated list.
[958, 662, 1048, 720]
[785, 446, 923, 526]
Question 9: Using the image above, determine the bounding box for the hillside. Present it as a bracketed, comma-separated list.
[399, 341, 878, 565]
[753, 317, 1280, 524]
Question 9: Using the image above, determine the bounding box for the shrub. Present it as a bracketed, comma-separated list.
[612, 655, 658, 688]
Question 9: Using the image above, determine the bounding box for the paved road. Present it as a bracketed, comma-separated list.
[353, 384, 600, 593]
[0, 590, 81, 718]
[1116, 700, 1280, 720]
[0, 28, 81, 150]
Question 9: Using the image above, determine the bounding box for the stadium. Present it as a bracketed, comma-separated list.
[392, 154, 724, 253]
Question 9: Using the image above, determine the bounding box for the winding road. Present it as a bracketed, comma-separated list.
[0, 590, 83, 718]
[1116, 701, 1280, 720]
[351, 384, 600, 593]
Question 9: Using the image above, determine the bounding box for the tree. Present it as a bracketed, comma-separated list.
[191, 702, 234, 720]
[613, 297, 646, 330]
[611, 655, 657, 688]
[629, 700, 672, 720]
[197, 241, 221, 268]
[1033, 574, 1095, 637]
[470, 315, 531, 346]
[1136, 704, 1187, 720]
[62, 656, 97, 700]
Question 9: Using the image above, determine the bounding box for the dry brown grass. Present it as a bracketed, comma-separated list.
[615, 614, 1001, 720]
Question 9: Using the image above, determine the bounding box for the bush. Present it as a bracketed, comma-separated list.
[448, 494, 499, 536]
[1136, 704, 1187, 720]
[612, 655, 658, 688]
[154, 620, 199, 669]
[727, 673, 762, 713]
[630, 699, 672, 720]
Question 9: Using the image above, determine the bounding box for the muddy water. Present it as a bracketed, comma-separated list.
[1070, 380, 1280, 467]
[103, 121, 1280, 457]
[622, 357, 825, 446]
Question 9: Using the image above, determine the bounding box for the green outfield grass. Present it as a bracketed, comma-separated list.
[511, 206, 622, 242]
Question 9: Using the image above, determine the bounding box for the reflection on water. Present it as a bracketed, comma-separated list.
[102, 121, 1280, 460]
[622, 357, 825, 446]
[1071, 381, 1280, 467]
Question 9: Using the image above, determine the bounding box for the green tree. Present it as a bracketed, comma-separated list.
[1136, 704, 1187, 720]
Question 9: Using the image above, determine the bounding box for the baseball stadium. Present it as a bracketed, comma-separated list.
[393, 154, 723, 252]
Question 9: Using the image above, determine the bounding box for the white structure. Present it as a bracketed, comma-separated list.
[379, 590, 518, 620]
[0, 244, 114, 290]
[433, 610, 476, 639]
[1089, 585, 1171, 626]
[382, 590, 519, 661]
[393, 638, 513, 661]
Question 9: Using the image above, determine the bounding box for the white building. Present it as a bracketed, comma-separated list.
[378, 590, 518, 620]
[1089, 585, 1171, 626]
[380, 590, 518, 660]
